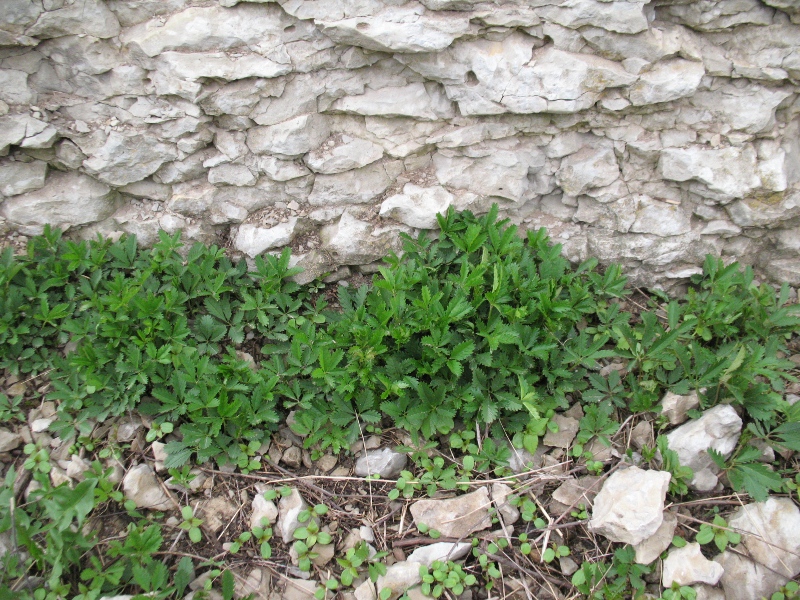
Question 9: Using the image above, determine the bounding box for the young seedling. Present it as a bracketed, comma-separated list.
[695, 514, 741, 553]
[179, 506, 203, 543]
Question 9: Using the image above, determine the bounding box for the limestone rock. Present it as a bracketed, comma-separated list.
[0, 428, 22, 452]
[551, 475, 603, 512]
[665, 405, 742, 491]
[320, 6, 470, 53]
[726, 191, 800, 229]
[199, 496, 238, 536]
[634, 510, 677, 565]
[251, 494, 279, 529]
[320, 208, 406, 264]
[208, 164, 257, 187]
[0, 160, 47, 197]
[122, 464, 174, 511]
[234, 220, 299, 257]
[306, 137, 384, 174]
[157, 51, 291, 82]
[501, 47, 638, 114]
[82, 132, 178, 187]
[278, 488, 308, 543]
[376, 561, 423, 600]
[410, 487, 492, 538]
[247, 114, 330, 157]
[491, 482, 520, 526]
[628, 60, 705, 106]
[690, 84, 792, 134]
[281, 578, 317, 600]
[543, 413, 580, 449]
[121, 4, 286, 57]
[726, 497, 800, 579]
[380, 184, 453, 229]
[0, 70, 34, 106]
[659, 146, 760, 202]
[589, 467, 671, 546]
[659, 390, 701, 426]
[330, 83, 455, 121]
[354, 448, 407, 479]
[663, 542, 724, 587]
[433, 143, 544, 203]
[27, 0, 121, 39]
[258, 157, 311, 181]
[539, 0, 650, 34]
[0, 171, 120, 234]
[310, 162, 393, 207]
[556, 146, 620, 196]
[630, 198, 692, 237]
[407, 542, 471, 566]
[0, 115, 28, 153]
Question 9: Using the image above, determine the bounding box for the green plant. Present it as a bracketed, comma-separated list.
[336, 541, 388, 586]
[656, 435, 694, 495]
[419, 560, 478, 597]
[179, 505, 204, 543]
[661, 583, 697, 600]
[292, 504, 332, 571]
[770, 580, 800, 600]
[695, 514, 741, 552]
[0, 393, 23, 421]
[542, 543, 570, 563]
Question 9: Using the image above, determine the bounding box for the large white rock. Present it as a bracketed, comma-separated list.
[409, 487, 492, 538]
[539, 0, 650, 34]
[659, 146, 761, 202]
[26, 0, 120, 39]
[716, 498, 800, 600]
[320, 5, 470, 53]
[630, 198, 692, 237]
[726, 191, 800, 228]
[0, 160, 47, 197]
[234, 220, 299, 257]
[690, 84, 792, 134]
[376, 562, 422, 600]
[121, 4, 286, 57]
[320, 208, 407, 264]
[502, 47, 638, 114]
[0, 171, 120, 234]
[589, 467, 671, 546]
[157, 52, 291, 81]
[406, 542, 471, 566]
[208, 164, 257, 187]
[659, 390, 701, 425]
[663, 543, 724, 587]
[0, 115, 29, 153]
[433, 142, 545, 203]
[330, 82, 455, 121]
[665, 405, 742, 491]
[247, 114, 330, 157]
[305, 137, 384, 174]
[380, 184, 453, 229]
[556, 146, 620, 196]
[83, 132, 178, 187]
[628, 59, 705, 106]
[309, 162, 392, 206]
[0, 69, 34, 106]
[250, 494, 279, 530]
[354, 448, 407, 479]
[277, 488, 309, 544]
[122, 464, 174, 511]
[634, 510, 677, 564]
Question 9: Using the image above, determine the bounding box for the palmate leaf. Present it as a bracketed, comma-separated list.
[727, 462, 783, 502]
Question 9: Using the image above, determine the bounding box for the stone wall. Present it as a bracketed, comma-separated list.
[1, 0, 800, 287]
